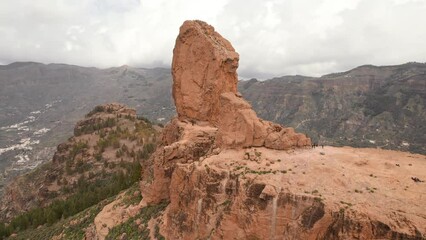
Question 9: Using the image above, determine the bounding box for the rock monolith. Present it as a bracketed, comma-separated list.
[172, 20, 310, 149]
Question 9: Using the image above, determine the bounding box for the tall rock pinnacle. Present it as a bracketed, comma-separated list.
[172, 20, 239, 123]
[171, 20, 311, 149]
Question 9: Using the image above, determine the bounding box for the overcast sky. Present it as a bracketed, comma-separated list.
[0, 0, 425, 79]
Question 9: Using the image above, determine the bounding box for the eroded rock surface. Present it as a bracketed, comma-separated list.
[171, 20, 310, 150]
[145, 146, 426, 240]
[217, 92, 311, 149]
[172, 20, 239, 123]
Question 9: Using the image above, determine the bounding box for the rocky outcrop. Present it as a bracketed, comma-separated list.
[217, 92, 310, 149]
[139, 20, 426, 240]
[171, 20, 310, 150]
[140, 119, 218, 204]
[141, 20, 310, 204]
[172, 20, 239, 124]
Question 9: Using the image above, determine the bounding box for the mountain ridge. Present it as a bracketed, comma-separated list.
[3, 60, 425, 77]
[239, 61, 426, 154]
[1, 60, 425, 191]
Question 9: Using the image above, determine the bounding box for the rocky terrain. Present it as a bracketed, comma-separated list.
[138, 20, 426, 239]
[0, 63, 173, 189]
[0, 20, 425, 240]
[0, 103, 159, 238]
[154, 145, 425, 239]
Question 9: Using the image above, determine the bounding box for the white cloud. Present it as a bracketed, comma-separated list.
[0, 0, 425, 79]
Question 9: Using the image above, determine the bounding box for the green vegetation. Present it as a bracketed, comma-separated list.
[86, 105, 106, 117]
[230, 165, 294, 176]
[0, 161, 141, 239]
[5, 196, 115, 240]
[233, 165, 244, 171]
[121, 184, 143, 207]
[364, 94, 397, 117]
[136, 143, 156, 161]
[75, 117, 116, 136]
[95, 122, 155, 160]
[0, 107, 159, 239]
[136, 115, 152, 125]
[70, 141, 88, 159]
[106, 201, 168, 240]
[340, 201, 353, 208]
[155, 223, 165, 240]
[247, 169, 272, 175]
[64, 140, 93, 175]
[85, 105, 120, 117]
[354, 189, 363, 193]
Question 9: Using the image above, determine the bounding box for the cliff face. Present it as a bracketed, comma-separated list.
[158, 147, 426, 240]
[172, 20, 238, 123]
[139, 20, 426, 239]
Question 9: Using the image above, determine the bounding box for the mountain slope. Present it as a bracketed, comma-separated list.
[0, 63, 173, 186]
[0, 103, 159, 238]
[239, 62, 426, 154]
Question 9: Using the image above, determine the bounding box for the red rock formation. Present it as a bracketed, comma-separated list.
[217, 92, 311, 149]
[140, 20, 425, 240]
[172, 20, 310, 150]
[172, 20, 239, 124]
[145, 146, 426, 240]
[141, 20, 311, 205]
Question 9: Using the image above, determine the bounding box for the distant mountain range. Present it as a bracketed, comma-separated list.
[239, 62, 426, 154]
[0, 61, 425, 184]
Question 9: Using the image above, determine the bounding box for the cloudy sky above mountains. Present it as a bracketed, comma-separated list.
[0, 0, 425, 79]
